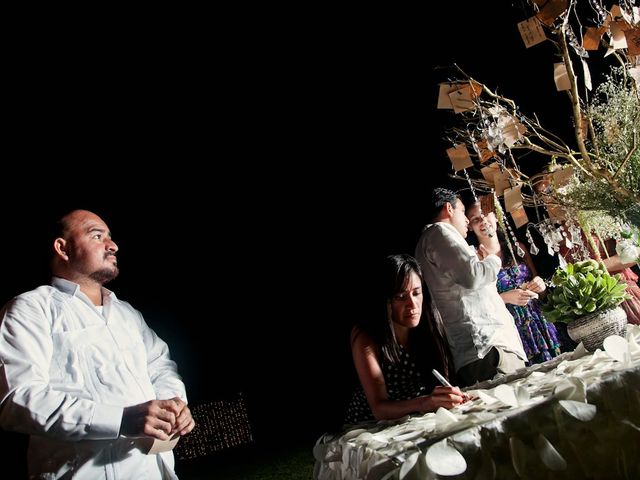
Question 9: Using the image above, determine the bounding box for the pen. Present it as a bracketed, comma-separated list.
[432, 369, 453, 388]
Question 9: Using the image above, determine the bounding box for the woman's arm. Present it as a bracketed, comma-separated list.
[519, 241, 547, 297]
[351, 327, 465, 420]
[602, 255, 637, 273]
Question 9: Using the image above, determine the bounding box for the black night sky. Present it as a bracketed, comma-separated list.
[1, 3, 614, 475]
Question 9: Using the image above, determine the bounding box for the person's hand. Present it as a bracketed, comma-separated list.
[478, 242, 500, 259]
[169, 397, 196, 436]
[120, 398, 193, 440]
[521, 276, 545, 294]
[500, 288, 537, 306]
[422, 386, 467, 411]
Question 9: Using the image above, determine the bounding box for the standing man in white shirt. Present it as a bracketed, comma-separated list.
[0, 209, 194, 479]
[415, 189, 526, 387]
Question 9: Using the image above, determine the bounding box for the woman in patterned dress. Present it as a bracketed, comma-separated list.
[466, 203, 561, 364]
[344, 254, 468, 425]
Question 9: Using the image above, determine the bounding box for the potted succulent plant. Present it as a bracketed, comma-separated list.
[543, 259, 631, 351]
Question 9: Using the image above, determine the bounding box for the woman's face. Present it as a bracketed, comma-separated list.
[467, 204, 497, 238]
[390, 271, 423, 329]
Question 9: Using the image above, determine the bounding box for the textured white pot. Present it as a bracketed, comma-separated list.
[567, 306, 627, 352]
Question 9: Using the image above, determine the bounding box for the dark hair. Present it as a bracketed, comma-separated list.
[427, 188, 460, 223]
[353, 254, 455, 380]
[497, 229, 517, 268]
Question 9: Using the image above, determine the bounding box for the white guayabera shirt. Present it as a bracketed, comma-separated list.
[0, 277, 186, 479]
[415, 223, 526, 371]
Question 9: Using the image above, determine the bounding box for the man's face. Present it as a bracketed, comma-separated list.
[64, 210, 120, 284]
[450, 199, 470, 238]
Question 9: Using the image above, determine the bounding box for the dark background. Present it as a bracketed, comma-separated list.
[1, 2, 615, 473]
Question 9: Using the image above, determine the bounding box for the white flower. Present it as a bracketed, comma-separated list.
[616, 239, 640, 264]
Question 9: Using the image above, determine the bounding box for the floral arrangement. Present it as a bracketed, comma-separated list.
[543, 259, 630, 323]
[440, 2, 640, 235]
[617, 225, 640, 264]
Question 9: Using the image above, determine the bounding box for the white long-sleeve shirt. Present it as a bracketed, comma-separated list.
[0, 277, 187, 479]
[415, 223, 526, 371]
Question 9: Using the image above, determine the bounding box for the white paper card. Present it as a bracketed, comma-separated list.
[504, 185, 523, 211]
[147, 435, 180, 454]
[446, 144, 473, 171]
[518, 17, 546, 48]
[554, 62, 571, 91]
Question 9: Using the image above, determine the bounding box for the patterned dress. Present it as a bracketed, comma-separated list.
[497, 263, 561, 364]
[344, 346, 435, 425]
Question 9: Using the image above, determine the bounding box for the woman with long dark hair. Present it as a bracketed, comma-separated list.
[345, 254, 467, 424]
[466, 202, 561, 363]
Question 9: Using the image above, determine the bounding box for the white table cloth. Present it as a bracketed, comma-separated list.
[314, 325, 640, 479]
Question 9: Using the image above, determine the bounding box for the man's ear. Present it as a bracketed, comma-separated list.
[445, 202, 455, 218]
[53, 238, 68, 260]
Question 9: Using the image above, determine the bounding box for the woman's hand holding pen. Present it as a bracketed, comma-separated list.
[423, 386, 469, 410]
[428, 369, 471, 408]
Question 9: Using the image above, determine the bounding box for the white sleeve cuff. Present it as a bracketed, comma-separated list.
[90, 404, 124, 439]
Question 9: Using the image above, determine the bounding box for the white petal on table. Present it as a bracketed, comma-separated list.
[341, 428, 368, 441]
[603, 335, 630, 364]
[509, 436, 530, 478]
[435, 407, 459, 426]
[391, 429, 426, 443]
[474, 390, 498, 405]
[425, 439, 467, 476]
[534, 433, 567, 471]
[558, 399, 597, 421]
[399, 450, 427, 480]
[553, 377, 587, 402]
[516, 385, 530, 405]
[493, 384, 519, 408]
[570, 342, 589, 359]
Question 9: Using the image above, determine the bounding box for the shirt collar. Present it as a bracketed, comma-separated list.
[51, 276, 116, 301]
[426, 221, 464, 239]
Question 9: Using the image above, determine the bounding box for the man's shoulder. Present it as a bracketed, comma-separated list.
[419, 222, 462, 245]
[2, 285, 62, 314]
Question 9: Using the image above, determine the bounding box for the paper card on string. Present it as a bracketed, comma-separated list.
[480, 162, 501, 184]
[502, 116, 526, 148]
[474, 138, 496, 163]
[554, 63, 571, 91]
[446, 144, 473, 171]
[518, 17, 546, 48]
[581, 58, 592, 91]
[449, 85, 477, 114]
[437, 83, 457, 109]
[546, 202, 568, 221]
[479, 194, 494, 216]
[511, 206, 529, 228]
[583, 27, 602, 50]
[437, 82, 482, 110]
[625, 28, 640, 56]
[504, 185, 524, 212]
[552, 165, 574, 186]
[493, 169, 515, 196]
[610, 22, 628, 50]
[611, 4, 633, 25]
[536, 0, 568, 26]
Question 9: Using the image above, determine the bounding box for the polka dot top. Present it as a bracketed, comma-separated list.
[344, 346, 435, 425]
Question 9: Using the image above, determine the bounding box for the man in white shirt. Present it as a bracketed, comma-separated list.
[415, 189, 526, 386]
[0, 209, 194, 479]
